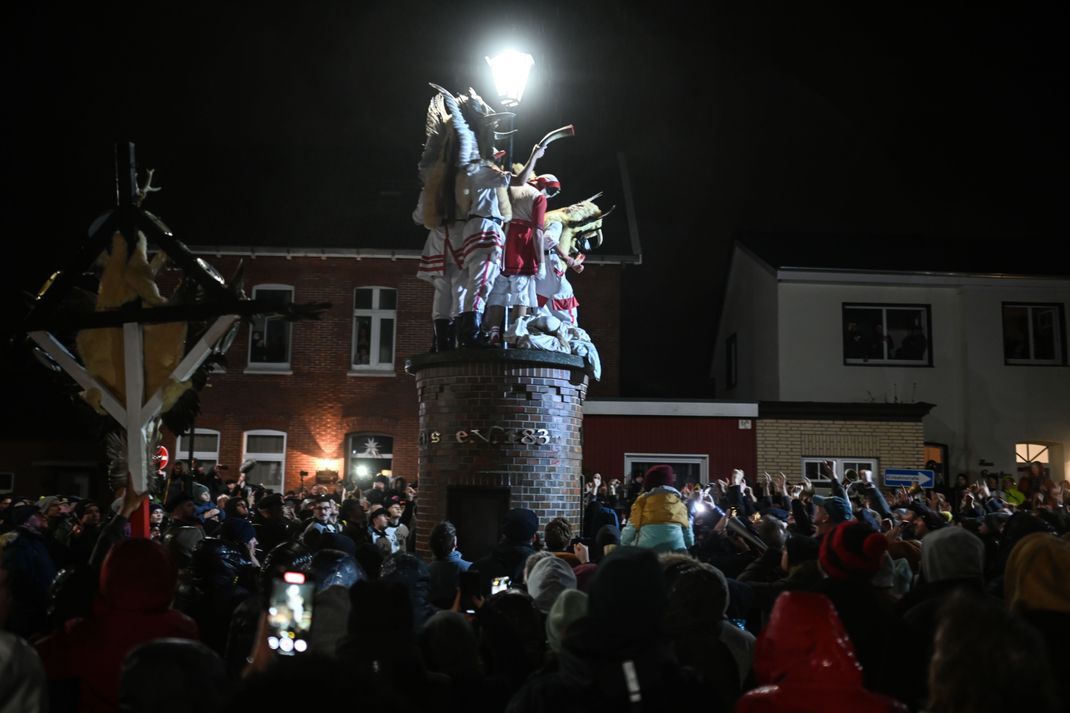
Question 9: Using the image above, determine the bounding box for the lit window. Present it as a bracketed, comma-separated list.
[1015, 443, 1050, 465]
[1003, 303, 1065, 365]
[248, 285, 294, 370]
[175, 429, 221, 472]
[843, 304, 932, 366]
[352, 287, 397, 372]
[243, 430, 287, 493]
[346, 433, 394, 486]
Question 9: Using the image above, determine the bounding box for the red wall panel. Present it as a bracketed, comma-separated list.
[582, 415, 757, 483]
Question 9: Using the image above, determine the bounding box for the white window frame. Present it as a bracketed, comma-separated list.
[243, 429, 288, 493]
[843, 303, 932, 367]
[624, 453, 709, 484]
[801, 457, 878, 489]
[246, 284, 295, 374]
[1003, 303, 1065, 366]
[175, 429, 221, 471]
[350, 286, 398, 375]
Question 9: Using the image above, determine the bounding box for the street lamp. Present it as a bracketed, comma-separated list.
[485, 50, 535, 108]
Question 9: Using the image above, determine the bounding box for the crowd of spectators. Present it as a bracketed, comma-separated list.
[1, 458, 1067, 713]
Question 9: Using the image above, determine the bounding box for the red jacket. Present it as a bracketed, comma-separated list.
[735, 592, 906, 713]
[36, 538, 199, 713]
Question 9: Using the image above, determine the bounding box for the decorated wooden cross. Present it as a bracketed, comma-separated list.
[23, 142, 327, 535]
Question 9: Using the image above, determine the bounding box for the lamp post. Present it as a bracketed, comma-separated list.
[486, 49, 534, 167]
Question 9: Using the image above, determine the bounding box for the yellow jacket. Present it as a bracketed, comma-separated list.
[628, 489, 690, 529]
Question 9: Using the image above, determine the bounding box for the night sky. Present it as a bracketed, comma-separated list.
[2, 2, 1066, 415]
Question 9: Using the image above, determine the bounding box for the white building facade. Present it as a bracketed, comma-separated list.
[714, 239, 1070, 484]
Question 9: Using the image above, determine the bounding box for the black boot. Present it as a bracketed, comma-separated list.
[457, 311, 490, 348]
[433, 319, 453, 352]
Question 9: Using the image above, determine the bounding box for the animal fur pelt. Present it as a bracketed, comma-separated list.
[104, 422, 162, 491]
[75, 231, 190, 414]
[544, 201, 606, 256]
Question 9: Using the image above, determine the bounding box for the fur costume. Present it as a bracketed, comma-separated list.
[75, 231, 189, 413]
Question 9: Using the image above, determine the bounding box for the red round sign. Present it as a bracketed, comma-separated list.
[155, 445, 169, 470]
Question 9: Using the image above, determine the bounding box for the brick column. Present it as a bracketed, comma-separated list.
[406, 350, 589, 560]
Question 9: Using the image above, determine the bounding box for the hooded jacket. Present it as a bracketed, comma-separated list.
[36, 538, 199, 713]
[620, 486, 693, 553]
[736, 592, 907, 712]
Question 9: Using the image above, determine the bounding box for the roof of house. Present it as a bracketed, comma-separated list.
[737, 234, 1069, 278]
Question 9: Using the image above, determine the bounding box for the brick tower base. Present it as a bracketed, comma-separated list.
[406, 349, 589, 561]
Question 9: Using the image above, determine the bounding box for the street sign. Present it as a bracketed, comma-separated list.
[884, 468, 935, 489]
[155, 445, 169, 470]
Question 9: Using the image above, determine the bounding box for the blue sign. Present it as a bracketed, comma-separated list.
[884, 468, 935, 489]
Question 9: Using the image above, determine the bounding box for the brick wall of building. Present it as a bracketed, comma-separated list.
[756, 418, 925, 480]
[167, 253, 621, 493]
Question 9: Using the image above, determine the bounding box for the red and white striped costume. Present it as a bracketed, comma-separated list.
[458, 162, 511, 314]
[534, 221, 580, 325]
[413, 194, 467, 320]
[489, 184, 546, 308]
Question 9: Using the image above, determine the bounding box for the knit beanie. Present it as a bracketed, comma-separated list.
[526, 556, 578, 614]
[501, 508, 539, 543]
[921, 526, 984, 583]
[546, 589, 588, 653]
[588, 547, 666, 641]
[819, 521, 888, 581]
[643, 465, 676, 490]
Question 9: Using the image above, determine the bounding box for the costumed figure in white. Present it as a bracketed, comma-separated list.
[483, 170, 556, 345]
[413, 91, 468, 351]
[427, 84, 548, 348]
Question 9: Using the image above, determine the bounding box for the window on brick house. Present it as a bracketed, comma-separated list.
[243, 430, 287, 493]
[175, 429, 220, 472]
[1003, 303, 1066, 365]
[843, 303, 932, 366]
[624, 453, 709, 488]
[801, 457, 878, 490]
[352, 287, 397, 373]
[346, 433, 393, 487]
[248, 285, 294, 371]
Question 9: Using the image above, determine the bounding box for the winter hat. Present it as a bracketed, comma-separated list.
[546, 589, 588, 653]
[369, 507, 390, 522]
[192, 483, 210, 502]
[257, 493, 283, 511]
[37, 495, 64, 513]
[220, 516, 256, 545]
[501, 508, 539, 542]
[921, 526, 984, 583]
[984, 497, 1007, 513]
[785, 535, 821, 568]
[588, 547, 666, 641]
[527, 556, 578, 614]
[819, 521, 888, 581]
[1004, 533, 1070, 614]
[643, 465, 676, 490]
[813, 494, 852, 524]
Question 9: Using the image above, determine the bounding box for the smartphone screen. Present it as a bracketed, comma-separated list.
[267, 572, 314, 655]
[490, 576, 511, 595]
